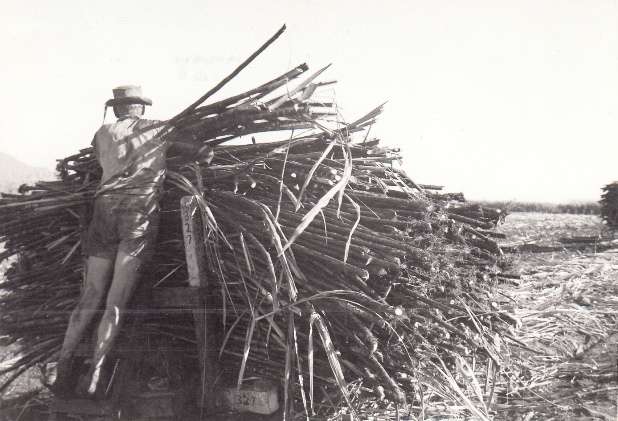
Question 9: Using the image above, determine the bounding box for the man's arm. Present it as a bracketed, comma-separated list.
[164, 126, 213, 162]
[168, 141, 213, 163]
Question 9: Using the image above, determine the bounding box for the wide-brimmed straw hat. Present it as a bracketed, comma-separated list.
[105, 85, 152, 107]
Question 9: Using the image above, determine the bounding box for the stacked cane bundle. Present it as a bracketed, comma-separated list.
[600, 181, 618, 229]
[0, 26, 513, 418]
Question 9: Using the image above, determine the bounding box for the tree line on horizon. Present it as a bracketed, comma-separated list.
[473, 200, 601, 215]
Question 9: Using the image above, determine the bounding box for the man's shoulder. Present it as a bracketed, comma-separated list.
[95, 118, 164, 135]
[94, 123, 114, 139]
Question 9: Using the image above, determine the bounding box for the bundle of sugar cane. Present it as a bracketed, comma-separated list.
[445, 203, 506, 228]
[0, 27, 515, 418]
[600, 181, 618, 229]
[164, 141, 512, 417]
[0, 143, 511, 417]
[0, 136, 511, 414]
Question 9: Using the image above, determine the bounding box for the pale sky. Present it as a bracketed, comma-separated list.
[1, 0, 617, 202]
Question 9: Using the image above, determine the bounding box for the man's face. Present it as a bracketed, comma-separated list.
[113, 103, 145, 119]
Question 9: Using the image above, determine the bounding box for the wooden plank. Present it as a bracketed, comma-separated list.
[73, 342, 192, 357]
[51, 399, 113, 416]
[180, 195, 217, 413]
[130, 391, 176, 418]
[136, 287, 202, 308]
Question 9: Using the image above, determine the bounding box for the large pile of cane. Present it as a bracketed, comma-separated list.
[0, 26, 514, 418]
[600, 181, 618, 229]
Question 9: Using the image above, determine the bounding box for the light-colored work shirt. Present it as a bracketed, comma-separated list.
[92, 117, 170, 197]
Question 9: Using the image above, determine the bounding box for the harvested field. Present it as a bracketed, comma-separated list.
[496, 213, 618, 421]
[497, 213, 605, 246]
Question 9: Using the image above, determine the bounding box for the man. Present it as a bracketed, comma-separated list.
[52, 86, 204, 396]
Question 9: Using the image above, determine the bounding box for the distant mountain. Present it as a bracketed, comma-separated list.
[0, 152, 56, 193]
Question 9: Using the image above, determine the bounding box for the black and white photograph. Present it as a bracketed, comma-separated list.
[0, 1, 617, 420]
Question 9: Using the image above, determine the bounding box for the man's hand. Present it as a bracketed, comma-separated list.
[168, 139, 213, 164]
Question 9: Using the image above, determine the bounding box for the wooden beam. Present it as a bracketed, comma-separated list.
[51, 399, 113, 416]
[73, 342, 193, 356]
[180, 195, 217, 413]
[135, 287, 202, 309]
[181, 196, 207, 288]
